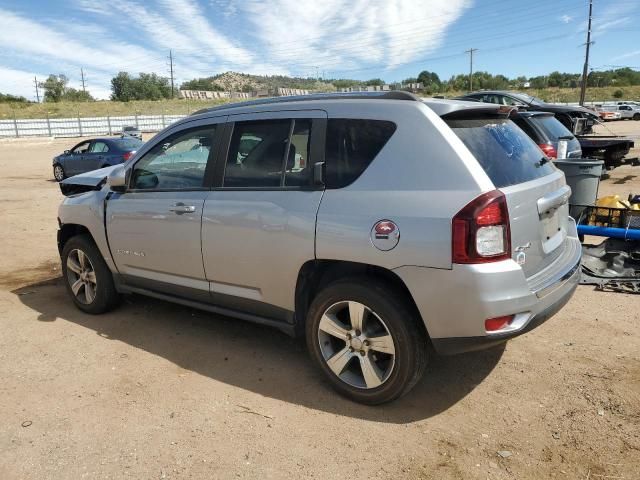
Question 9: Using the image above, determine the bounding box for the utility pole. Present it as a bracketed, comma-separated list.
[80, 68, 86, 93]
[168, 50, 175, 98]
[33, 76, 40, 103]
[465, 48, 478, 91]
[579, 0, 593, 106]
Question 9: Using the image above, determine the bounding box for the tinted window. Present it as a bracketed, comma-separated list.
[116, 138, 143, 150]
[447, 118, 556, 188]
[535, 116, 574, 141]
[325, 119, 396, 188]
[131, 126, 215, 190]
[224, 119, 312, 188]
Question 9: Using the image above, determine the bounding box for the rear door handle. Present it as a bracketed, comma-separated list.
[169, 203, 196, 214]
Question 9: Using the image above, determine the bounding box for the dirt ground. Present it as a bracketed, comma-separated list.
[0, 123, 639, 480]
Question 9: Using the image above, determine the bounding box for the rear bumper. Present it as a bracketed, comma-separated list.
[394, 230, 582, 355]
[430, 265, 579, 354]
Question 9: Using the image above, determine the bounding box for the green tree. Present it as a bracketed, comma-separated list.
[180, 77, 223, 91]
[417, 70, 441, 91]
[0, 92, 28, 103]
[42, 74, 68, 102]
[63, 88, 94, 102]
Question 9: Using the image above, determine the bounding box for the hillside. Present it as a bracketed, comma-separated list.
[1, 85, 639, 120]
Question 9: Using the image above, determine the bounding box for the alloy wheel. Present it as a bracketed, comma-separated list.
[54, 165, 64, 181]
[317, 300, 396, 389]
[66, 249, 97, 304]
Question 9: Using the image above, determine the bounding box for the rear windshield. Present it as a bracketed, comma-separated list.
[535, 116, 574, 141]
[116, 138, 143, 150]
[447, 118, 556, 188]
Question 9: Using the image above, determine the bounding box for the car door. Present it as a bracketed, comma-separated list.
[86, 140, 110, 170]
[201, 110, 326, 322]
[106, 118, 225, 301]
[65, 140, 91, 175]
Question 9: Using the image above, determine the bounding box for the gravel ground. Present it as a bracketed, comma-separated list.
[0, 123, 638, 480]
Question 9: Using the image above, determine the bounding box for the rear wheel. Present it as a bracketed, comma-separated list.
[53, 164, 65, 181]
[61, 235, 119, 314]
[306, 278, 427, 404]
[633, 113, 640, 121]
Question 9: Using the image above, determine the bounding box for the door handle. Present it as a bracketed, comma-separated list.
[169, 203, 196, 214]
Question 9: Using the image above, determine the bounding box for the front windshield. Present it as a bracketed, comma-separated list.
[510, 92, 544, 104]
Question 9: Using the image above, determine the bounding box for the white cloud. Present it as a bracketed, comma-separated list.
[240, 0, 471, 76]
[612, 49, 640, 62]
[0, 66, 47, 101]
[560, 14, 573, 24]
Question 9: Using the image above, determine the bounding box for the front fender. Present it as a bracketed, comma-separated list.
[58, 187, 117, 272]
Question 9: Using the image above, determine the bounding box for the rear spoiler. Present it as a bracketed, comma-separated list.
[441, 105, 517, 120]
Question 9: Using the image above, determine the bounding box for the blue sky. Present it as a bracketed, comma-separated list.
[0, 0, 638, 100]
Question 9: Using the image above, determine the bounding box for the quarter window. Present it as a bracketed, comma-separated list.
[324, 119, 396, 188]
[131, 125, 216, 190]
[223, 119, 312, 188]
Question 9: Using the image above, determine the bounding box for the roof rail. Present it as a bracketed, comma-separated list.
[191, 90, 421, 116]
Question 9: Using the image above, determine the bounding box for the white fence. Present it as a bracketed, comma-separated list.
[0, 114, 187, 138]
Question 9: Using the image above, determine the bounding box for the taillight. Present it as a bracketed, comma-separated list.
[538, 143, 557, 159]
[452, 190, 511, 264]
[123, 151, 135, 161]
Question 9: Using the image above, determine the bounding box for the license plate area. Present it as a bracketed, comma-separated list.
[540, 205, 567, 253]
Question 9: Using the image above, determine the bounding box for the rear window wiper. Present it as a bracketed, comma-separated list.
[536, 157, 549, 167]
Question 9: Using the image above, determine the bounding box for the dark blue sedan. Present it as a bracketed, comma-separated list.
[52, 137, 143, 181]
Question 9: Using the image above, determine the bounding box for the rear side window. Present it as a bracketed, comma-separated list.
[325, 119, 396, 188]
[447, 118, 556, 188]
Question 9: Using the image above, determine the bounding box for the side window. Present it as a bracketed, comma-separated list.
[131, 125, 216, 190]
[90, 141, 109, 153]
[223, 119, 312, 188]
[72, 141, 90, 154]
[324, 119, 396, 189]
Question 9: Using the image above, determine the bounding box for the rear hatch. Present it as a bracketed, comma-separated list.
[446, 116, 571, 277]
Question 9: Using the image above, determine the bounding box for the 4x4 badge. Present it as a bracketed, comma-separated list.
[371, 220, 400, 251]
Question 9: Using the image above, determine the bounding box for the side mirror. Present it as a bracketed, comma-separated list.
[64, 150, 71, 155]
[313, 161, 325, 186]
[107, 165, 127, 192]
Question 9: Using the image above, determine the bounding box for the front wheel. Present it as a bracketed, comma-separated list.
[633, 113, 640, 121]
[306, 278, 427, 404]
[61, 235, 120, 314]
[53, 164, 65, 182]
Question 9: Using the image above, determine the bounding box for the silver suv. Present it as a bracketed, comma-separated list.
[57, 92, 581, 404]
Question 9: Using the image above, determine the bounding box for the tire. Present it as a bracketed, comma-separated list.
[633, 113, 640, 121]
[61, 234, 120, 314]
[53, 164, 66, 182]
[306, 277, 427, 404]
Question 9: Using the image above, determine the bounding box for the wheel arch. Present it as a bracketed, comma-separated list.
[294, 259, 428, 339]
[57, 223, 92, 255]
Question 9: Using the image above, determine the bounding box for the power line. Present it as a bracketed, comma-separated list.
[465, 48, 478, 91]
[579, 0, 594, 106]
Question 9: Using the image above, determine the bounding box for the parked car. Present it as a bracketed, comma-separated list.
[56, 92, 581, 404]
[456, 90, 599, 135]
[595, 107, 622, 121]
[52, 137, 143, 181]
[121, 125, 142, 140]
[511, 111, 582, 159]
[611, 105, 640, 121]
